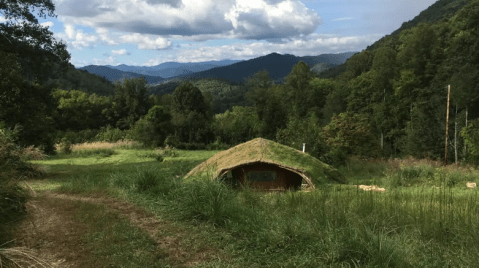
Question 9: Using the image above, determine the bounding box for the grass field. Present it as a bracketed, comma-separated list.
[12, 143, 479, 267]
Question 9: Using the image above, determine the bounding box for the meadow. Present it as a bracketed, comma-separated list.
[11, 142, 479, 267]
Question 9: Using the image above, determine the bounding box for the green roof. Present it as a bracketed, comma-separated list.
[185, 138, 347, 188]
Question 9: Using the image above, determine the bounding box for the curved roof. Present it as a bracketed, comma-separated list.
[184, 138, 347, 188]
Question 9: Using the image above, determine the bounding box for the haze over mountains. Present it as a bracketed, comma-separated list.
[105, 59, 242, 78]
[79, 52, 355, 84]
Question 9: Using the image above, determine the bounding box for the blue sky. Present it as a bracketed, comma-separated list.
[15, 0, 438, 67]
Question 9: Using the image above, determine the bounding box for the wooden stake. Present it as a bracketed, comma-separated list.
[465, 106, 468, 159]
[454, 105, 458, 164]
[445, 85, 451, 165]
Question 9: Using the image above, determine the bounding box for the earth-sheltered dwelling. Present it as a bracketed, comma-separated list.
[184, 138, 347, 190]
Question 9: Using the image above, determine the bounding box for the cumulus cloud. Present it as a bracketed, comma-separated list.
[111, 49, 130, 55]
[119, 33, 171, 50]
[143, 34, 382, 64]
[96, 27, 118, 45]
[55, 0, 321, 41]
[61, 24, 98, 49]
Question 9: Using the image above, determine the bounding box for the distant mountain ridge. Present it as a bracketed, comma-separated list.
[174, 52, 356, 83]
[78, 53, 354, 85]
[79, 65, 165, 84]
[105, 59, 242, 78]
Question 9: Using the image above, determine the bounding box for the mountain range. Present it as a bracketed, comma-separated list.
[105, 59, 242, 78]
[79, 65, 166, 84]
[176, 52, 355, 83]
[79, 52, 355, 84]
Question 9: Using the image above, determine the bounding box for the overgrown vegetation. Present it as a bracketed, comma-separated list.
[0, 125, 45, 247]
[30, 148, 479, 267]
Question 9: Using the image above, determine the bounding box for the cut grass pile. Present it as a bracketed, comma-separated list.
[22, 147, 479, 267]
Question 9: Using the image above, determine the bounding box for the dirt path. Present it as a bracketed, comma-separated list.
[14, 191, 225, 267]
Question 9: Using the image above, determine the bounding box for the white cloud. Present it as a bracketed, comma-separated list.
[92, 56, 118, 65]
[63, 24, 98, 49]
[55, 0, 321, 41]
[119, 33, 171, 50]
[0, 16, 6, 23]
[40, 21, 55, 28]
[146, 34, 381, 63]
[61, 24, 118, 49]
[96, 27, 118, 45]
[112, 48, 128, 55]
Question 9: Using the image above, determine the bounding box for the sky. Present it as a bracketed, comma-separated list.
[12, 0, 439, 67]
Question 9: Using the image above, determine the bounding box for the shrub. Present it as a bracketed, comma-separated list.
[73, 148, 116, 158]
[59, 137, 72, 154]
[0, 125, 43, 244]
[158, 145, 179, 157]
[95, 126, 130, 142]
[140, 152, 164, 162]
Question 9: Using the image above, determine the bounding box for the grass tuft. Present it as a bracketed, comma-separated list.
[0, 246, 51, 268]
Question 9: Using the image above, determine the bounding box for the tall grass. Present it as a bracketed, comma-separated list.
[0, 246, 51, 268]
[36, 149, 479, 267]
[101, 164, 479, 267]
[55, 140, 142, 152]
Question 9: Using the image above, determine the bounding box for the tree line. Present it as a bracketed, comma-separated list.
[2, 0, 479, 166]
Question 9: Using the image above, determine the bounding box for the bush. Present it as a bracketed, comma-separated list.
[176, 142, 206, 150]
[95, 126, 130, 142]
[0, 125, 42, 244]
[73, 148, 116, 158]
[461, 119, 479, 165]
[141, 152, 164, 162]
[206, 138, 230, 151]
[157, 145, 179, 157]
[55, 129, 99, 144]
[59, 137, 72, 154]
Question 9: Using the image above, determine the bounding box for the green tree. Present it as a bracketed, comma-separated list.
[285, 61, 315, 118]
[322, 112, 380, 164]
[131, 105, 172, 147]
[0, 0, 70, 152]
[0, 0, 70, 82]
[53, 89, 111, 131]
[276, 112, 326, 160]
[171, 82, 211, 143]
[212, 106, 261, 145]
[109, 77, 150, 129]
[0, 52, 56, 152]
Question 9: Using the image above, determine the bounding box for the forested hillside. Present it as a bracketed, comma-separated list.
[2, 0, 479, 166]
[80, 65, 165, 84]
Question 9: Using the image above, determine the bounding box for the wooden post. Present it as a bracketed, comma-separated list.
[454, 105, 458, 164]
[465, 106, 468, 159]
[445, 85, 451, 165]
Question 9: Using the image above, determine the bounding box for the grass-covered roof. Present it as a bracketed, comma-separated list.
[185, 138, 347, 188]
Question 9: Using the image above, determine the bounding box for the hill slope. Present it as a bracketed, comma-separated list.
[79, 65, 165, 84]
[105, 60, 242, 78]
[320, 0, 469, 78]
[175, 52, 355, 83]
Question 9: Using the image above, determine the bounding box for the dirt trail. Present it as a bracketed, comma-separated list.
[15, 191, 224, 267]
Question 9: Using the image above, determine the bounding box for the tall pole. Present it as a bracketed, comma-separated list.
[445, 85, 451, 165]
[454, 105, 458, 164]
[465, 106, 468, 160]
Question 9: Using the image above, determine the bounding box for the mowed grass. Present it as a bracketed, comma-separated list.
[27, 144, 479, 267]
